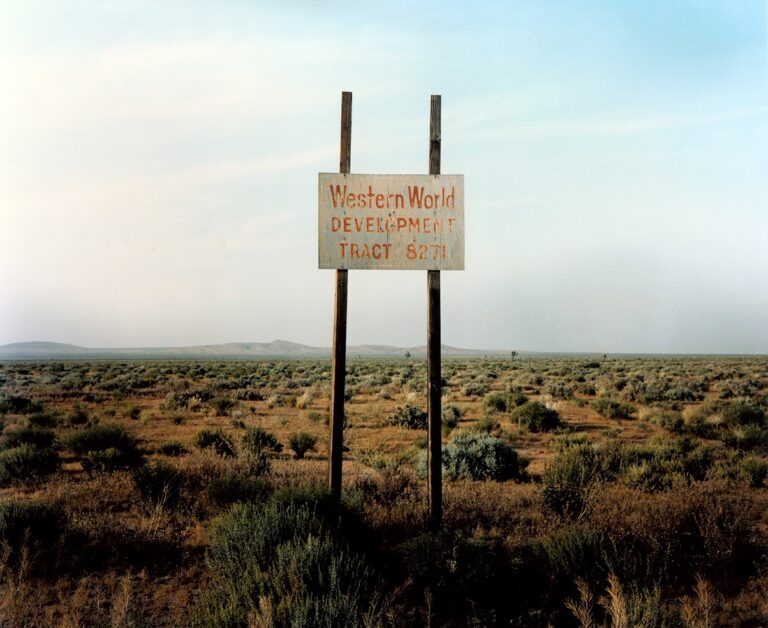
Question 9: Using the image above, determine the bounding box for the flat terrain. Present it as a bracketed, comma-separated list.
[1, 356, 767, 626]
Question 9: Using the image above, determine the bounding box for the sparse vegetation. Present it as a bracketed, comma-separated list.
[241, 426, 283, 455]
[288, 431, 317, 459]
[193, 428, 236, 457]
[510, 400, 561, 432]
[388, 403, 428, 429]
[0, 356, 767, 624]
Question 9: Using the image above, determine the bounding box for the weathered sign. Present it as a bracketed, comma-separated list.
[318, 173, 464, 270]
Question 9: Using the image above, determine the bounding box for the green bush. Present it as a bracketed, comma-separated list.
[648, 410, 684, 432]
[433, 432, 524, 481]
[0, 499, 66, 564]
[621, 458, 688, 492]
[242, 426, 283, 455]
[722, 425, 768, 451]
[192, 496, 378, 627]
[210, 396, 236, 416]
[0, 445, 59, 485]
[510, 401, 561, 432]
[0, 427, 56, 450]
[541, 444, 609, 518]
[194, 429, 236, 457]
[722, 402, 766, 427]
[82, 447, 139, 472]
[0, 396, 42, 414]
[507, 391, 529, 408]
[63, 424, 137, 455]
[288, 432, 318, 459]
[469, 416, 501, 435]
[461, 382, 489, 397]
[388, 404, 428, 429]
[441, 404, 462, 429]
[132, 461, 184, 509]
[482, 392, 508, 414]
[593, 397, 635, 419]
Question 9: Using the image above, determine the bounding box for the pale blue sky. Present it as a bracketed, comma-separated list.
[1, 1, 767, 353]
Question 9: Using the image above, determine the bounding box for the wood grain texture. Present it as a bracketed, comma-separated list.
[428, 94, 442, 530]
[328, 91, 351, 502]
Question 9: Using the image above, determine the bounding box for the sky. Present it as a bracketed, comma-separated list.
[1, 1, 767, 354]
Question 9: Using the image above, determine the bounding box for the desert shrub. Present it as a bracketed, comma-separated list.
[0, 445, 59, 485]
[593, 397, 635, 419]
[609, 437, 715, 492]
[355, 467, 419, 506]
[388, 404, 427, 429]
[397, 531, 540, 626]
[206, 473, 273, 509]
[737, 457, 768, 487]
[0, 499, 66, 565]
[483, 392, 508, 414]
[542, 447, 598, 519]
[158, 440, 188, 456]
[441, 404, 462, 429]
[469, 416, 501, 435]
[194, 429, 236, 457]
[241, 426, 283, 455]
[132, 461, 184, 509]
[554, 433, 591, 452]
[589, 483, 760, 588]
[81, 447, 139, 472]
[541, 525, 607, 592]
[65, 405, 90, 426]
[576, 383, 597, 396]
[25, 412, 58, 428]
[510, 401, 561, 432]
[647, 410, 684, 432]
[507, 391, 529, 407]
[546, 383, 573, 399]
[288, 432, 317, 459]
[0, 426, 56, 450]
[210, 396, 236, 416]
[192, 495, 378, 628]
[721, 401, 766, 427]
[0, 396, 41, 414]
[621, 458, 688, 492]
[713, 455, 768, 488]
[722, 425, 768, 451]
[461, 382, 489, 397]
[63, 424, 137, 455]
[437, 433, 524, 481]
[541, 442, 627, 518]
[307, 410, 325, 424]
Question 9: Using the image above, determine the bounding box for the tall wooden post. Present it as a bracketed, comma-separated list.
[328, 91, 351, 502]
[427, 94, 442, 529]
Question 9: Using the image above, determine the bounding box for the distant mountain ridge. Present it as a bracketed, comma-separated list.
[0, 340, 516, 359]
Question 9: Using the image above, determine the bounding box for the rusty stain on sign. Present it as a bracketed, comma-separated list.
[318, 173, 464, 270]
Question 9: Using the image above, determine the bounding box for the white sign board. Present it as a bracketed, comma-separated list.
[318, 173, 464, 270]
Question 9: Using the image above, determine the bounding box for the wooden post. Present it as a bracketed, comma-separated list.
[427, 94, 442, 529]
[328, 91, 351, 502]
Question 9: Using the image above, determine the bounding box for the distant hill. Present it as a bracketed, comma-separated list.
[0, 340, 517, 360]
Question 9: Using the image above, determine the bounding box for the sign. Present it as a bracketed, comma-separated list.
[318, 173, 464, 270]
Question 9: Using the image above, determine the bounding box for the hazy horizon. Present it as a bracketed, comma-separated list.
[2, 1, 767, 354]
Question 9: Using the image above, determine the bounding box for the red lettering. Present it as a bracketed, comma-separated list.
[330, 185, 347, 208]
